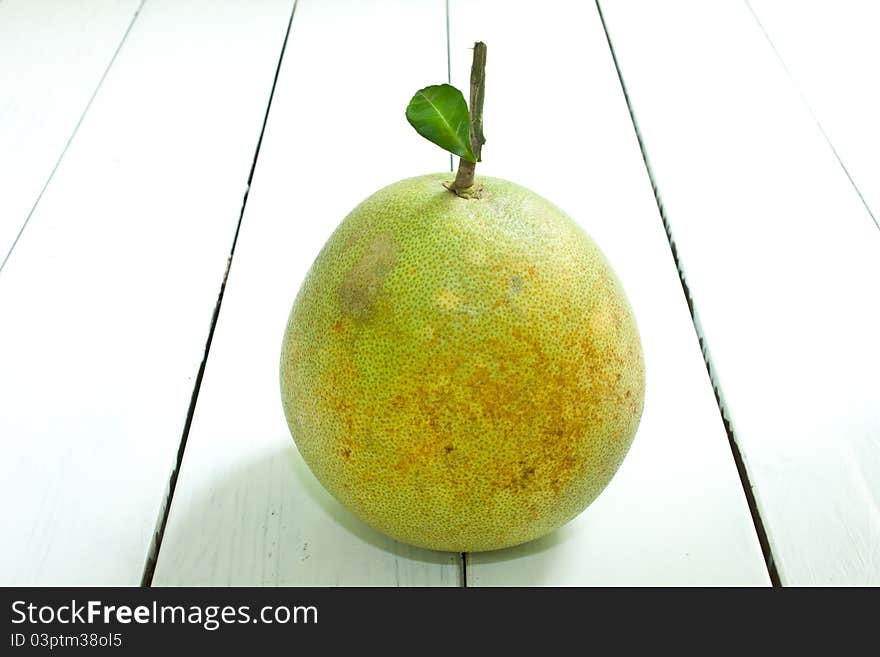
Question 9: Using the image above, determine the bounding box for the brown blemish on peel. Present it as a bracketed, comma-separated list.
[339, 233, 398, 319]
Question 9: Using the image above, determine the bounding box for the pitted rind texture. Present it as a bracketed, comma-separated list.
[280, 173, 645, 552]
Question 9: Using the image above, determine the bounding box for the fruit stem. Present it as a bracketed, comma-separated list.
[451, 42, 486, 194]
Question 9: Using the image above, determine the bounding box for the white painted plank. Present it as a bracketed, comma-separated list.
[452, 0, 769, 585]
[748, 0, 880, 224]
[0, 0, 141, 265]
[152, 0, 460, 586]
[599, 0, 880, 584]
[0, 0, 294, 585]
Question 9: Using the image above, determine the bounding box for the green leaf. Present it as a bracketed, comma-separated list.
[405, 84, 476, 162]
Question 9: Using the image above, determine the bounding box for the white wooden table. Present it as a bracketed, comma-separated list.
[1, 0, 877, 586]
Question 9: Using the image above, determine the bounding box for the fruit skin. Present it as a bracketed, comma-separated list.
[280, 173, 645, 552]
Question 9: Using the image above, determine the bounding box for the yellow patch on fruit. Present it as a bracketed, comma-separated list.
[280, 173, 645, 552]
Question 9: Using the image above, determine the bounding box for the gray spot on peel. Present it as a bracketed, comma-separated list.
[339, 233, 398, 319]
[508, 275, 524, 295]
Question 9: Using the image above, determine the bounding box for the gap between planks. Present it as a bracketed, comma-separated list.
[447, 0, 468, 589]
[141, 0, 300, 587]
[0, 0, 146, 275]
[744, 1, 878, 234]
[594, 0, 780, 587]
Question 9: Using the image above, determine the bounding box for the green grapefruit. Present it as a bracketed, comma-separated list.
[280, 173, 645, 551]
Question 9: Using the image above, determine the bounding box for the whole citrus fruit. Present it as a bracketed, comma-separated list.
[280, 173, 644, 552]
